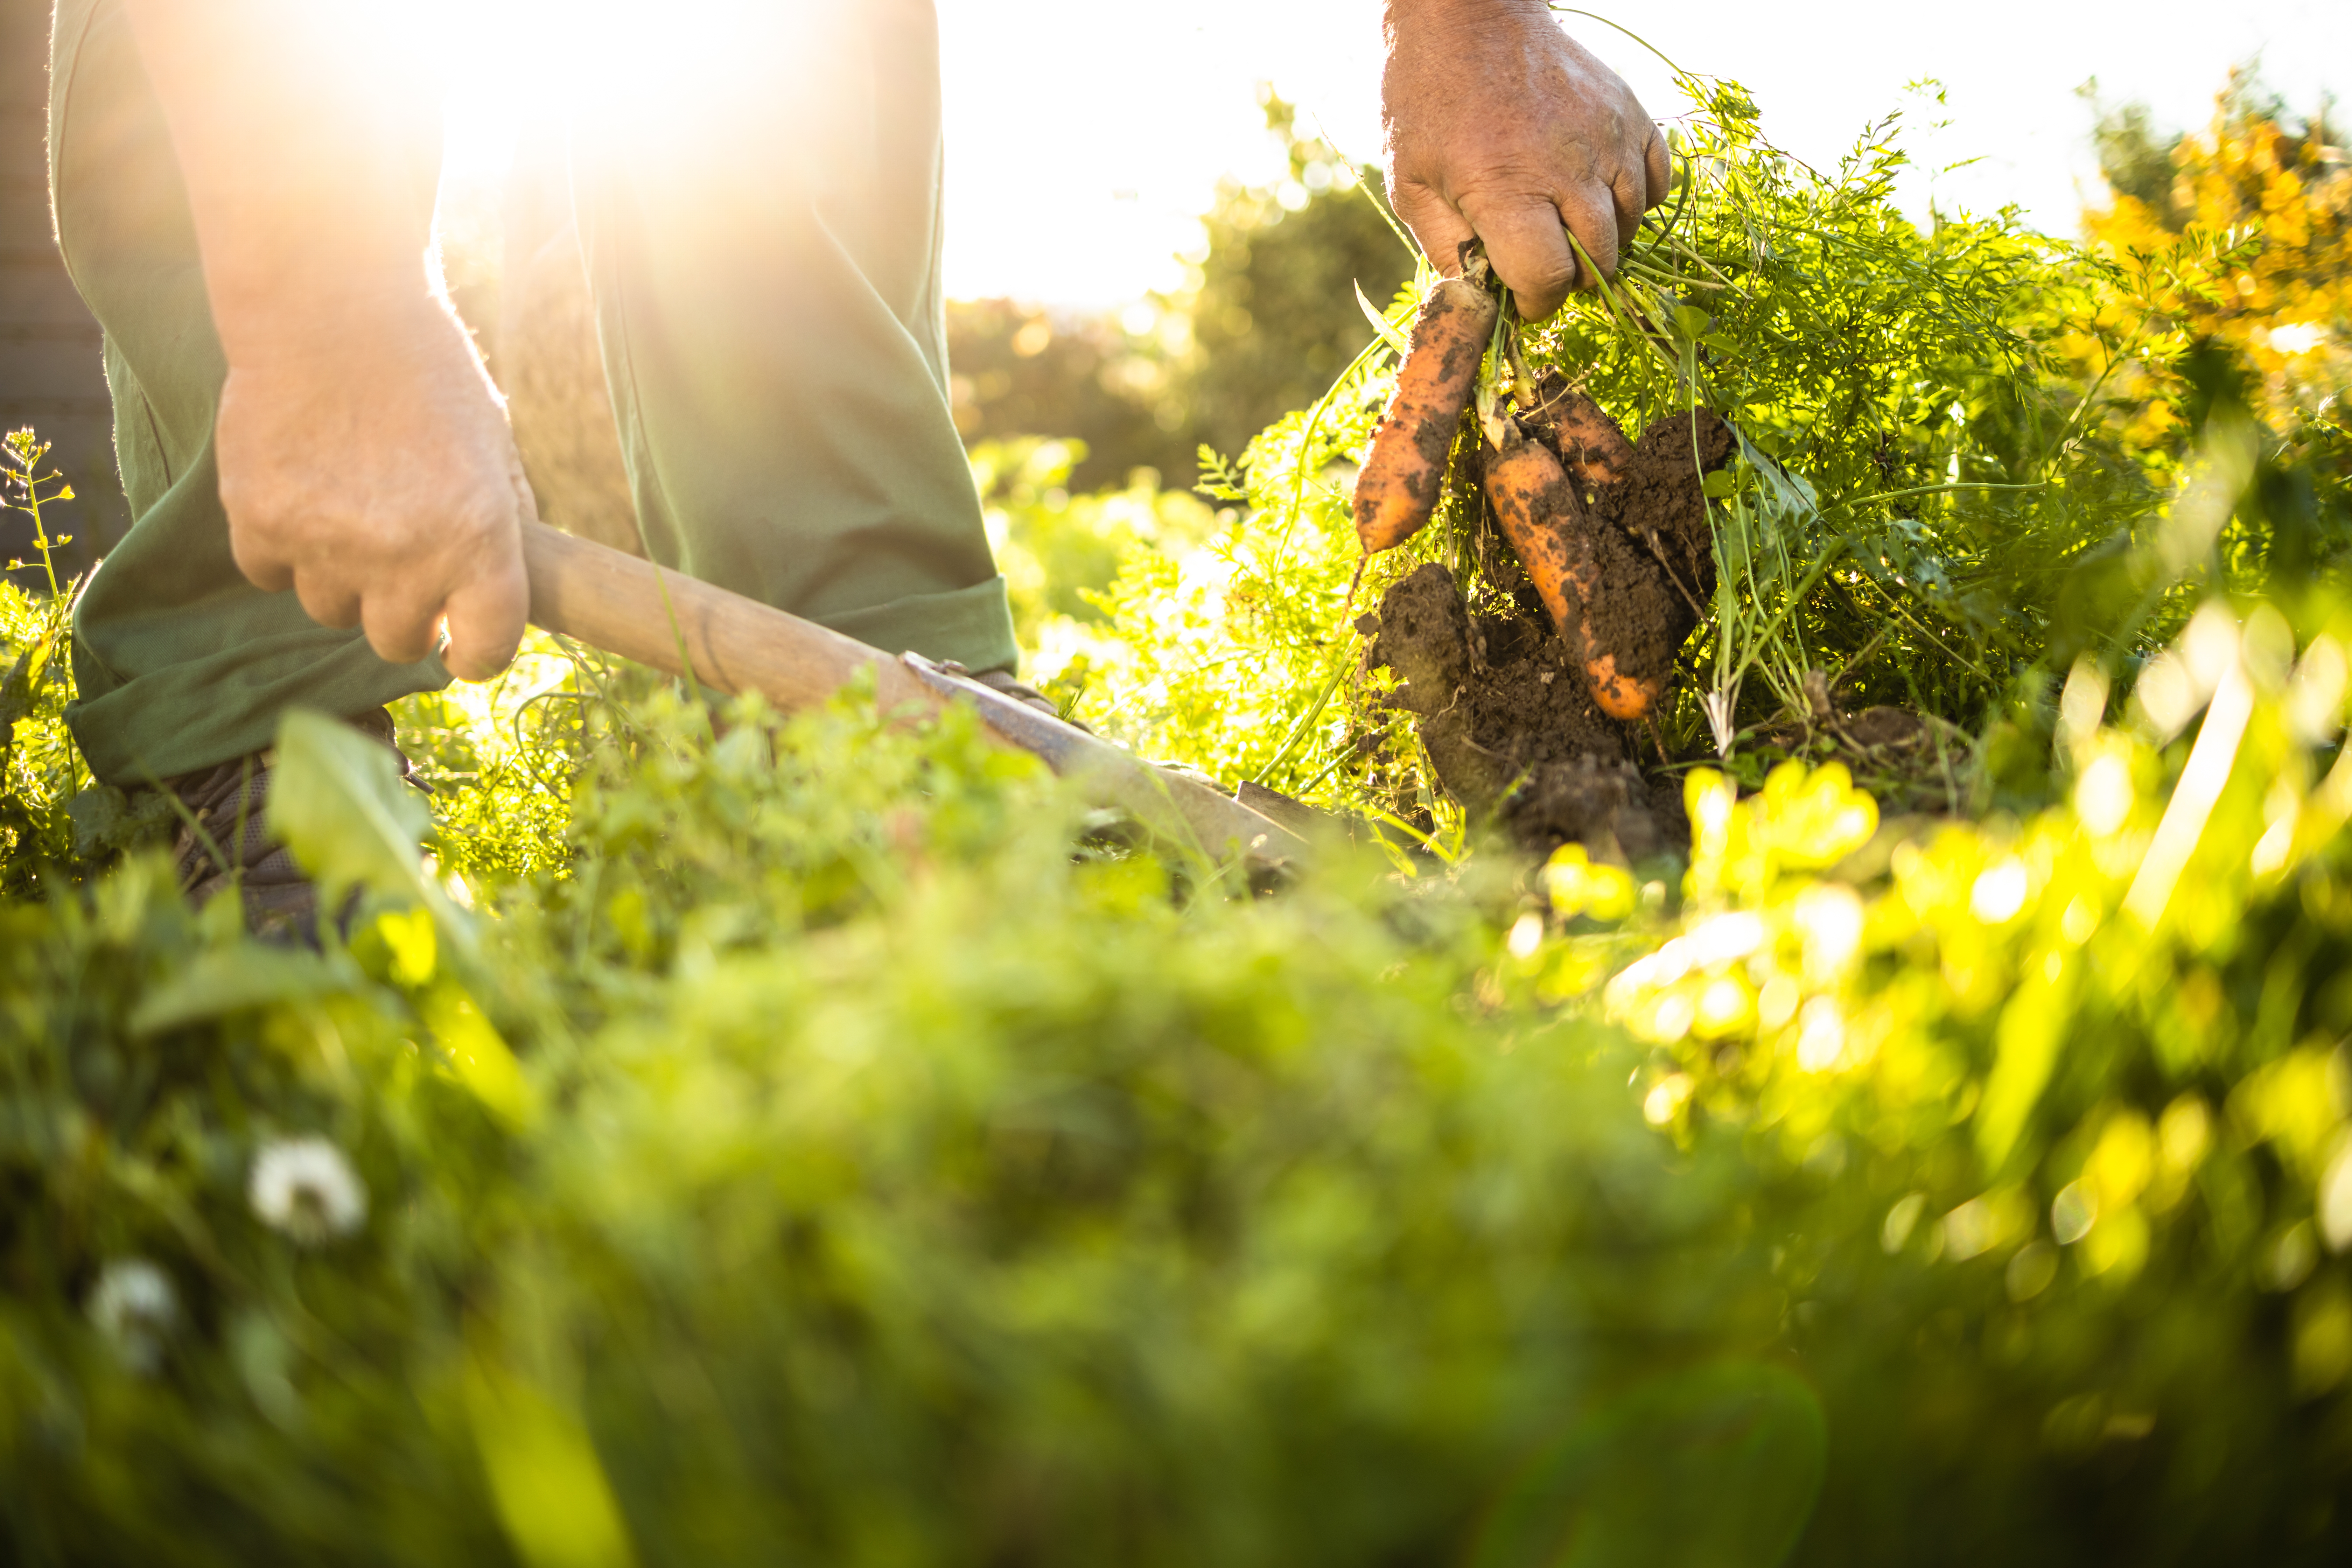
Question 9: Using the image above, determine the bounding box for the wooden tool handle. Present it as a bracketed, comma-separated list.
[520, 521, 1302, 866]
[521, 520, 936, 716]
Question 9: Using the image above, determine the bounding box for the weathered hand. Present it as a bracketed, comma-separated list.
[125, 0, 532, 683]
[216, 300, 533, 681]
[1381, 0, 1672, 319]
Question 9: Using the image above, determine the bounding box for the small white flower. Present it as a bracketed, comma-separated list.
[249, 1136, 368, 1246]
[88, 1258, 177, 1375]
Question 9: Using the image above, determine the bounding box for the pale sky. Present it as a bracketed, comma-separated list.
[416, 1, 2345, 308]
[931, 0, 2348, 304]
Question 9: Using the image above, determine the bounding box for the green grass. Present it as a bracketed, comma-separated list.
[4, 602, 2351, 1562]
[5, 75, 2352, 1567]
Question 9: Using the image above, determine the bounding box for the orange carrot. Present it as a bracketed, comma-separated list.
[1549, 390, 1636, 494]
[1352, 269, 1500, 556]
[1583, 652, 1663, 723]
[1481, 418, 1589, 645]
[1481, 418, 1680, 723]
[1517, 370, 1634, 504]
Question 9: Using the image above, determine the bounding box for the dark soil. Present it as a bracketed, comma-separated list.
[1506, 391, 1735, 718]
[1741, 671, 1958, 815]
[1604, 409, 1735, 620]
[1356, 403, 1743, 862]
[1837, 707, 1963, 816]
[1364, 563, 1673, 862]
[1844, 705, 1929, 750]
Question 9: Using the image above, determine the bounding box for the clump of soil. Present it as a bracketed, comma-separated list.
[1842, 705, 1930, 751]
[1356, 390, 1742, 862]
[1604, 408, 1736, 621]
[1363, 564, 1672, 862]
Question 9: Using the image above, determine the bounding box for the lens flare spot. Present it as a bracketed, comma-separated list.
[1694, 975, 1755, 1038]
[2052, 1181, 2097, 1245]
[1969, 860, 2029, 925]
[2076, 755, 2136, 837]
[1506, 911, 1544, 961]
[1644, 1073, 1693, 1126]
[1793, 883, 1864, 979]
[1795, 997, 1844, 1072]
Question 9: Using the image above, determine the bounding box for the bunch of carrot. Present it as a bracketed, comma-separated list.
[1351, 253, 1694, 724]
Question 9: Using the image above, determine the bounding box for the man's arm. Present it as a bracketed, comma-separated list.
[1381, 0, 1672, 320]
[123, 0, 530, 681]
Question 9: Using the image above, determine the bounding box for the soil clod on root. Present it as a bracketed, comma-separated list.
[1356, 397, 1739, 863]
[1364, 564, 1675, 862]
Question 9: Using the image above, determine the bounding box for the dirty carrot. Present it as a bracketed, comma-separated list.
[1550, 391, 1637, 495]
[1480, 417, 1679, 723]
[1351, 262, 1500, 557]
[1481, 416, 1587, 642]
[1584, 650, 1665, 723]
[1521, 370, 1635, 500]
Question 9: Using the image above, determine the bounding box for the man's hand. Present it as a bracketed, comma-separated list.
[1382, 0, 1672, 320]
[217, 304, 533, 681]
[125, 0, 530, 681]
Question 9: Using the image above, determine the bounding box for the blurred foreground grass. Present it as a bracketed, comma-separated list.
[5, 574, 2352, 1562]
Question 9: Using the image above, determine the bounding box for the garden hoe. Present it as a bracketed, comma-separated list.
[519, 520, 1309, 874]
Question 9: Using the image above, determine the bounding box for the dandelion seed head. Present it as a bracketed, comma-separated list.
[250, 1136, 368, 1246]
[88, 1258, 177, 1375]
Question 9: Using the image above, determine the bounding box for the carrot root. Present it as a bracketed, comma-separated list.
[1584, 653, 1665, 722]
[1351, 268, 1500, 556]
[1520, 370, 1635, 499]
[1480, 418, 1679, 724]
[1478, 420, 1591, 648]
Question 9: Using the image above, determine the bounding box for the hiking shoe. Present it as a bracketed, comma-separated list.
[162, 708, 420, 941]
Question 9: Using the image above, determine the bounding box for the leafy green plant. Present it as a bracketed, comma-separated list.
[1, 429, 88, 892]
[5, 47, 2352, 1568]
[5, 583, 2352, 1561]
[969, 437, 1225, 664]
